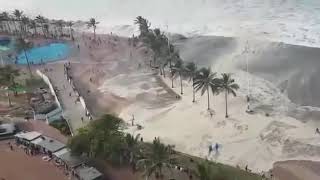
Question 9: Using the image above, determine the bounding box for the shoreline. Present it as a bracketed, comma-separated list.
[3, 30, 320, 178]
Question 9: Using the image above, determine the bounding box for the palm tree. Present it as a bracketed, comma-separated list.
[134, 16, 151, 38]
[13, 9, 23, 34]
[124, 133, 142, 171]
[55, 20, 65, 38]
[220, 73, 239, 118]
[0, 65, 20, 106]
[21, 16, 30, 36]
[35, 15, 46, 37]
[15, 38, 33, 76]
[194, 68, 220, 110]
[185, 62, 198, 102]
[67, 21, 74, 40]
[43, 24, 50, 38]
[29, 20, 37, 36]
[87, 18, 99, 41]
[172, 59, 185, 95]
[0, 12, 11, 33]
[137, 138, 175, 179]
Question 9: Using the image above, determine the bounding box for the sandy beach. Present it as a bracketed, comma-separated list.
[41, 29, 320, 179]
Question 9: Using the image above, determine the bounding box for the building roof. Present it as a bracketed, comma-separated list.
[0, 123, 15, 135]
[75, 166, 102, 180]
[53, 148, 87, 168]
[46, 108, 62, 118]
[47, 113, 62, 123]
[15, 121, 68, 143]
[33, 135, 65, 153]
[34, 114, 47, 120]
[14, 131, 41, 141]
[60, 151, 87, 168]
[53, 148, 68, 157]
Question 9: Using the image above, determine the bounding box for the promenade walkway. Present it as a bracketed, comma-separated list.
[46, 63, 90, 134]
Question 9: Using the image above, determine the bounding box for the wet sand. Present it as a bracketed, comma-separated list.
[0, 140, 68, 180]
[273, 160, 320, 180]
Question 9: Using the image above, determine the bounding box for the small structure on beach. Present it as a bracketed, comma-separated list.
[53, 148, 87, 170]
[14, 131, 41, 142]
[31, 135, 65, 154]
[75, 166, 103, 180]
[0, 122, 16, 136]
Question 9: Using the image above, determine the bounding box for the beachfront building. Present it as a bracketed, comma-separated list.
[74, 166, 103, 180]
[0, 122, 16, 136]
[31, 135, 65, 157]
[14, 130, 103, 179]
[53, 147, 87, 173]
[14, 131, 41, 143]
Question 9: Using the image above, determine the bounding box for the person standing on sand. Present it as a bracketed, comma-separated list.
[316, 128, 320, 134]
[208, 145, 213, 155]
[215, 143, 219, 154]
[131, 114, 135, 126]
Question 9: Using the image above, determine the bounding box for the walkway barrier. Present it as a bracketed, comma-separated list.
[36, 69, 74, 136]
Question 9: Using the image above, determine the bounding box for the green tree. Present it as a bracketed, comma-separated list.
[69, 114, 125, 164]
[67, 21, 74, 40]
[172, 59, 185, 95]
[43, 24, 50, 38]
[15, 37, 33, 76]
[194, 68, 220, 110]
[87, 18, 99, 41]
[55, 20, 65, 38]
[35, 15, 47, 37]
[185, 62, 198, 102]
[124, 133, 142, 171]
[21, 16, 30, 35]
[29, 20, 38, 36]
[134, 16, 151, 38]
[219, 73, 239, 118]
[0, 65, 20, 106]
[137, 138, 175, 179]
[13, 9, 23, 34]
[0, 12, 12, 33]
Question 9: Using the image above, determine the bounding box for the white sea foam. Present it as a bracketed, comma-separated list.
[2, 0, 320, 47]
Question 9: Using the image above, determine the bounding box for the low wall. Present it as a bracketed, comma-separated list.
[36, 70, 61, 109]
[36, 69, 74, 136]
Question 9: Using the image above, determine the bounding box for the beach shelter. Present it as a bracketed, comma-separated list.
[75, 166, 103, 180]
[53, 148, 87, 170]
[14, 131, 42, 142]
[31, 135, 65, 155]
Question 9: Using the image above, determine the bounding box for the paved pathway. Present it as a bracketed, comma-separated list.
[46, 63, 90, 134]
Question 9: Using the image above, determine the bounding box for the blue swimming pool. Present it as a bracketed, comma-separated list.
[16, 43, 70, 65]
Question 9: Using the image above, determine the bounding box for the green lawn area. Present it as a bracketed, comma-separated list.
[174, 152, 262, 180]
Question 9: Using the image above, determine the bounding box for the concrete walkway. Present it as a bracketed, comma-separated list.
[46, 63, 90, 134]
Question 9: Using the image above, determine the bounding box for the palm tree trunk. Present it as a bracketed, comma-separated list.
[69, 27, 73, 39]
[163, 67, 166, 78]
[33, 27, 37, 36]
[13, 21, 18, 34]
[24, 50, 33, 77]
[7, 91, 11, 107]
[41, 25, 46, 37]
[6, 22, 11, 33]
[171, 74, 174, 88]
[180, 72, 183, 95]
[225, 91, 228, 118]
[207, 86, 210, 110]
[93, 26, 96, 41]
[192, 77, 195, 102]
